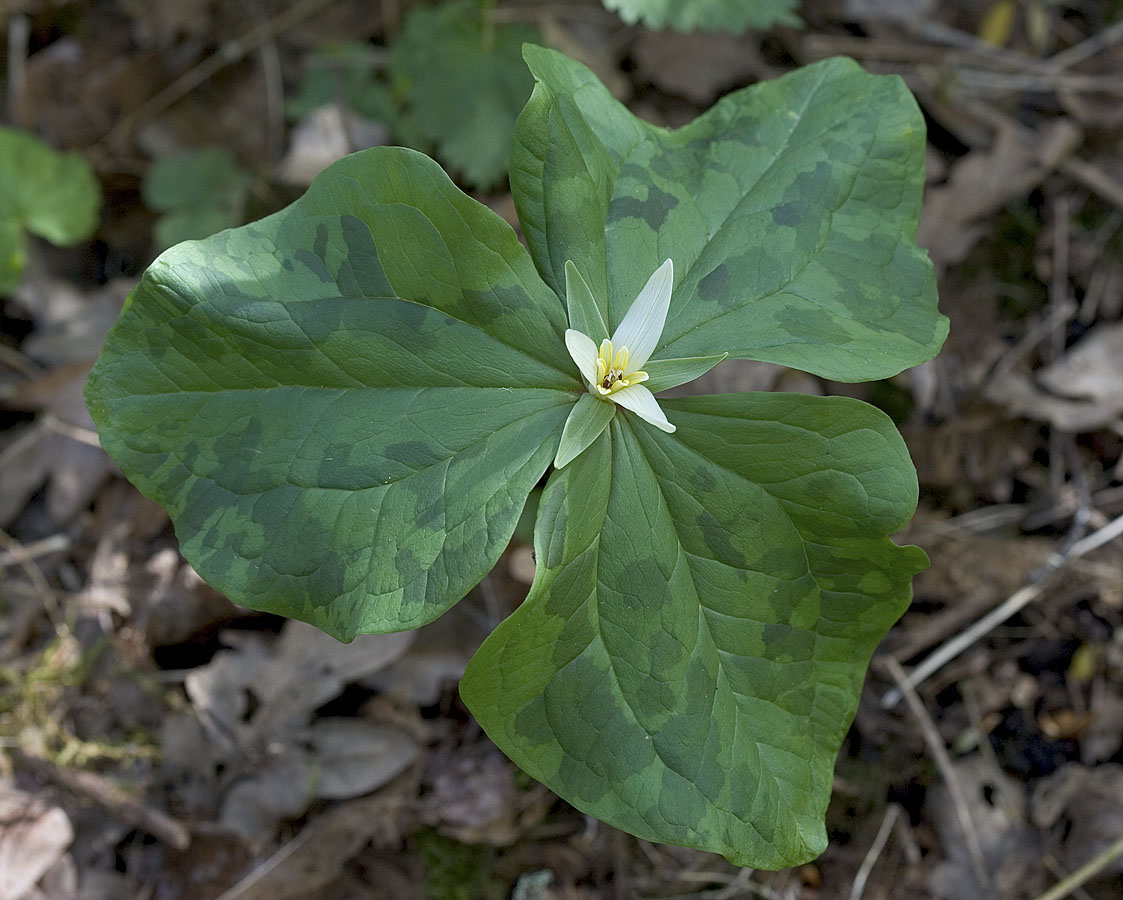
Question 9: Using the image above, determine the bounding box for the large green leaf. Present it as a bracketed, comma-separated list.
[0, 126, 100, 292]
[511, 48, 946, 382]
[603, 0, 801, 32]
[86, 148, 578, 640]
[461, 393, 927, 867]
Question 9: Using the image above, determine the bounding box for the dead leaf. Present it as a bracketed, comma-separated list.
[246, 623, 414, 741]
[632, 30, 762, 106]
[508, 545, 536, 586]
[0, 786, 74, 900]
[220, 750, 315, 843]
[115, 0, 215, 45]
[213, 787, 416, 900]
[183, 634, 273, 755]
[919, 120, 1083, 268]
[1034, 763, 1123, 878]
[136, 549, 235, 649]
[303, 718, 419, 801]
[277, 104, 387, 187]
[363, 606, 480, 706]
[1036, 321, 1123, 414]
[927, 757, 1045, 900]
[987, 323, 1123, 432]
[421, 747, 552, 846]
[158, 827, 254, 900]
[12, 37, 162, 145]
[0, 278, 130, 527]
[181, 622, 416, 843]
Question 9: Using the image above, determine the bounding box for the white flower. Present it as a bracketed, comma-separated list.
[564, 259, 675, 434]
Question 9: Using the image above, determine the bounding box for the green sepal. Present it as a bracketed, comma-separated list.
[564, 260, 609, 340]
[643, 353, 727, 393]
[555, 393, 615, 469]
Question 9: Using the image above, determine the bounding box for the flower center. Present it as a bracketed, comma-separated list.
[594, 339, 648, 396]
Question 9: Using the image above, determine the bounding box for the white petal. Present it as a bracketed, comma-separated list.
[611, 384, 675, 433]
[565, 329, 599, 387]
[610, 259, 673, 370]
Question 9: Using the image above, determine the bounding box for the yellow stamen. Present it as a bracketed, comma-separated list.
[590, 338, 647, 396]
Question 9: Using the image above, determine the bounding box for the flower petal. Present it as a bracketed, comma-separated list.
[565, 329, 599, 387]
[610, 383, 675, 433]
[610, 258, 673, 370]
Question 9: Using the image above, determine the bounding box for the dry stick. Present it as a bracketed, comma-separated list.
[1030, 831, 1123, 900]
[4, 12, 29, 124]
[251, 0, 285, 164]
[946, 69, 1123, 96]
[882, 512, 1123, 709]
[0, 527, 63, 625]
[1060, 156, 1123, 213]
[1049, 195, 1070, 363]
[94, 0, 338, 159]
[41, 413, 104, 448]
[0, 533, 72, 567]
[15, 751, 190, 850]
[848, 804, 901, 900]
[881, 657, 994, 894]
[1045, 17, 1123, 71]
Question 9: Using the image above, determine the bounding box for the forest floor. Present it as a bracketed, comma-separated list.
[2, 1, 1122, 899]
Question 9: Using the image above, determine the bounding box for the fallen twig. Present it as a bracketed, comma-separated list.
[94, 0, 340, 160]
[1031, 830, 1123, 900]
[882, 512, 1123, 709]
[14, 750, 191, 850]
[848, 803, 901, 900]
[881, 657, 993, 894]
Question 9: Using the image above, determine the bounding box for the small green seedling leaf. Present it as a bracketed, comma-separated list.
[391, 0, 538, 190]
[286, 42, 395, 123]
[462, 395, 928, 867]
[142, 148, 251, 250]
[0, 126, 100, 292]
[602, 0, 801, 32]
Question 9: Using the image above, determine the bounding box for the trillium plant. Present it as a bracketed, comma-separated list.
[87, 47, 947, 868]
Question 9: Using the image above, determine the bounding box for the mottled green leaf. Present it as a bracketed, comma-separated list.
[392, 0, 537, 190]
[0, 126, 100, 291]
[603, 0, 801, 33]
[461, 393, 927, 867]
[513, 47, 947, 382]
[87, 147, 579, 640]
